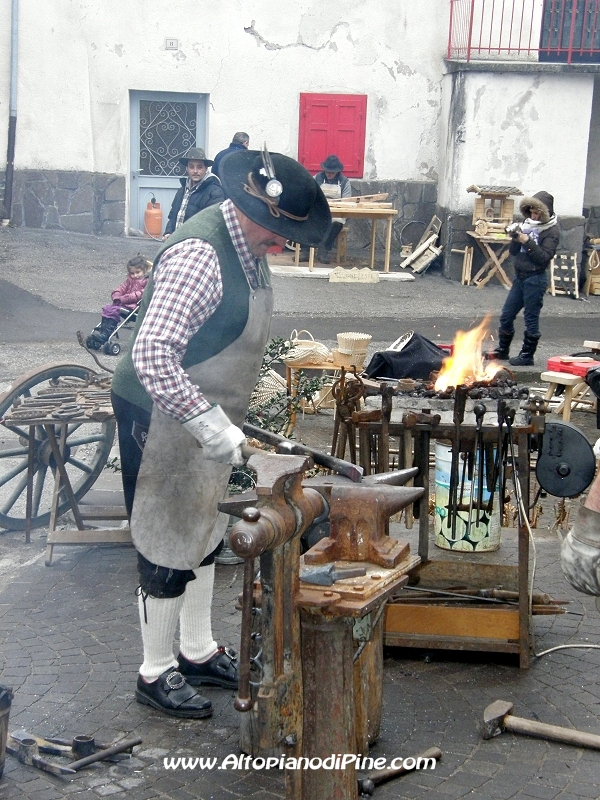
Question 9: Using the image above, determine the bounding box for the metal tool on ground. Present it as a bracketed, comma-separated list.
[243, 422, 364, 482]
[6, 729, 142, 775]
[482, 700, 600, 749]
[357, 746, 442, 796]
[299, 563, 367, 586]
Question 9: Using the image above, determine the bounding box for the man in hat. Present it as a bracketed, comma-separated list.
[212, 132, 250, 181]
[162, 147, 224, 240]
[486, 191, 559, 367]
[111, 149, 330, 719]
[300, 154, 352, 264]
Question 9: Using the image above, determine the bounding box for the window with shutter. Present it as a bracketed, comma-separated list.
[298, 93, 367, 178]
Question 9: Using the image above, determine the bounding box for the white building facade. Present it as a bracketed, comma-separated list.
[1, 0, 598, 278]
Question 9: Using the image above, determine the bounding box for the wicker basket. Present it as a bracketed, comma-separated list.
[332, 349, 367, 370]
[283, 329, 332, 366]
[336, 331, 372, 355]
[248, 369, 287, 411]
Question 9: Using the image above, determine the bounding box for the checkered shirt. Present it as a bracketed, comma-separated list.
[132, 200, 261, 421]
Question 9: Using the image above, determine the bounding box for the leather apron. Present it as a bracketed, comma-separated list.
[129, 283, 273, 570]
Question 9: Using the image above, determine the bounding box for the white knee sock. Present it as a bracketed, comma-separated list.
[179, 563, 218, 663]
[138, 593, 183, 681]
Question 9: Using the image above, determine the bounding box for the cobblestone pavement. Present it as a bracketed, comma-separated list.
[2, 227, 600, 798]
[1, 478, 600, 799]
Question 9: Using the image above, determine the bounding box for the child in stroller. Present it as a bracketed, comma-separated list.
[86, 255, 151, 354]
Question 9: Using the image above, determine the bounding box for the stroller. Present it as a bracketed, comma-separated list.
[85, 302, 140, 356]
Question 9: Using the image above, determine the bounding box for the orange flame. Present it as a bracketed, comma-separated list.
[435, 316, 501, 391]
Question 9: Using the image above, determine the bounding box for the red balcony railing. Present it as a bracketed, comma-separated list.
[448, 0, 600, 63]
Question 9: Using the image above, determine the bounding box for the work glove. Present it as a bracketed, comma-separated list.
[182, 405, 246, 467]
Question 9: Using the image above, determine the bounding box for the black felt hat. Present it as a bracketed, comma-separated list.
[219, 149, 331, 246]
[321, 154, 344, 172]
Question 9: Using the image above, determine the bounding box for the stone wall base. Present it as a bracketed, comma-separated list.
[5, 170, 126, 235]
[439, 207, 586, 283]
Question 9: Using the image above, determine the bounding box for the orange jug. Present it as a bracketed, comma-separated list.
[144, 197, 162, 238]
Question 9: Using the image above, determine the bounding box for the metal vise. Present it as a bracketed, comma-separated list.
[224, 449, 424, 800]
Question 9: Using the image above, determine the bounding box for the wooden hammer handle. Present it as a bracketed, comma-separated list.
[505, 716, 600, 750]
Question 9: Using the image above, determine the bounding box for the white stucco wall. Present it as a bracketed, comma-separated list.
[439, 70, 594, 217]
[584, 77, 600, 208]
[0, 0, 449, 181]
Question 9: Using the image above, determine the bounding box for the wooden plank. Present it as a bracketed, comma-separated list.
[78, 507, 129, 520]
[384, 603, 520, 640]
[384, 632, 521, 653]
[409, 559, 519, 590]
[46, 528, 132, 545]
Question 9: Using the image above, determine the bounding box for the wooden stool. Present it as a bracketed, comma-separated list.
[540, 371, 595, 423]
[294, 242, 315, 272]
[336, 226, 348, 265]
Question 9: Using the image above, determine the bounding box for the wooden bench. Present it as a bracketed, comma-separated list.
[540, 371, 595, 423]
[293, 227, 348, 271]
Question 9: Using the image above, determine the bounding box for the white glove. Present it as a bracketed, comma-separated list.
[183, 405, 246, 467]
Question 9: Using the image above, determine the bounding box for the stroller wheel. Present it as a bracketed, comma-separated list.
[104, 341, 121, 356]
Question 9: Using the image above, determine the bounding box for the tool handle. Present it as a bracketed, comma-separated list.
[243, 423, 363, 482]
[69, 737, 142, 771]
[234, 552, 257, 713]
[505, 717, 600, 750]
[366, 746, 442, 785]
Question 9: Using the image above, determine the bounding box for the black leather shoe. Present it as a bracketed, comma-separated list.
[178, 646, 239, 689]
[135, 669, 213, 718]
[299, 250, 310, 263]
[318, 249, 331, 264]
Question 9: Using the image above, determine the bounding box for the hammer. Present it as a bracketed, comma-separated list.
[357, 746, 442, 796]
[482, 700, 600, 750]
[243, 422, 364, 482]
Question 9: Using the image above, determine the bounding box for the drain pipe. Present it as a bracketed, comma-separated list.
[2, 0, 19, 226]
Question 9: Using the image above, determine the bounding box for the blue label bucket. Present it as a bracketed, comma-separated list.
[434, 440, 501, 552]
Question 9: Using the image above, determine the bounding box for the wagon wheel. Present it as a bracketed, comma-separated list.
[0, 362, 115, 531]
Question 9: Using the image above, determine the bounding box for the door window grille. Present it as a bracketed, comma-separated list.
[139, 100, 197, 176]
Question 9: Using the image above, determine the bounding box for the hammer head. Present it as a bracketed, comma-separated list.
[482, 700, 514, 739]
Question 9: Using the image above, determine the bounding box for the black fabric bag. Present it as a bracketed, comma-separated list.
[364, 332, 447, 380]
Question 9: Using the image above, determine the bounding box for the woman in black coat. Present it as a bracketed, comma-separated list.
[163, 147, 225, 239]
[489, 191, 559, 366]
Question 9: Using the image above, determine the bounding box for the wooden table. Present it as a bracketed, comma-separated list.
[3, 412, 131, 565]
[284, 361, 342, 429]
[466, 231, 513, 289]
[294, 202, 398, 273]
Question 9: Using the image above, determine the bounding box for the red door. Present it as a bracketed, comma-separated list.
[298, 93, 367, 178]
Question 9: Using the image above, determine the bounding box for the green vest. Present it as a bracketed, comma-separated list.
[111, 203, 270, 412]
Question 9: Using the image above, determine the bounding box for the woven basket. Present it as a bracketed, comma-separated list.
[336, 331, 372, 355]
[332, 349, 367, 370]
[248, 369, 287, 411]
[283, 329, 331, 366]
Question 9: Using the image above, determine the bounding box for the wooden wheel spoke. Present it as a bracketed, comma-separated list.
[0, 471, 29, 514]
[67, 457, 93, 475]
[1, 422, 30, 440]
[0, 457, 29, 488]
[67, 434, 106, 447]
[66, 422, 84, 436]
[0, 446, 30, 459]
[31, 465, 48, 518]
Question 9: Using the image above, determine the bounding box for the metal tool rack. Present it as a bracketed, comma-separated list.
[352, 391, 545, 668]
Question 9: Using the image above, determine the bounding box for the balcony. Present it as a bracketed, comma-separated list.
[448, 0, 600, 64]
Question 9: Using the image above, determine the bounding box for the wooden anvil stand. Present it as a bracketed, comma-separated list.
[223, 452, 423, 800]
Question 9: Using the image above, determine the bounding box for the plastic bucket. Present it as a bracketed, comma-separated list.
[0, 684, 13, 779]
[434, 441, 501, 552]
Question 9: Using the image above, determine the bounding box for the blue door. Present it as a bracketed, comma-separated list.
[129, 91, 208, 235]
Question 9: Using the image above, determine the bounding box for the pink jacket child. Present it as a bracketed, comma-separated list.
[86, 255, 151, 351]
